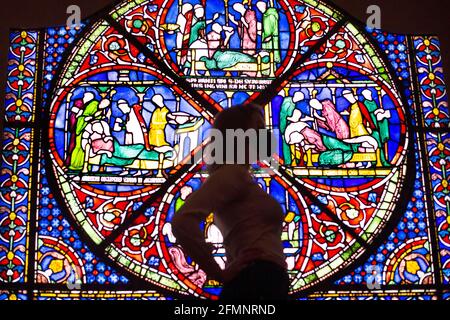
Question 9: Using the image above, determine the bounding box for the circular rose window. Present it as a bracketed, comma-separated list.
[47, 0, 411, 298]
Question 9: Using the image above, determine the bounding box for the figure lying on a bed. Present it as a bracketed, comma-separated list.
[284, 109, 380, 168]
[81, 119, 174, 173]
[98, 139, 174, 169]
[80, 111, 203, 175]
[187, 22, 273, 75]
[199, 50, 271, 71]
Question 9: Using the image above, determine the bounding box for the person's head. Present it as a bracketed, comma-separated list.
[92, 121, 104, 134]
[99, 98, 111, 110]
[212, 23, 222, 34]
[194, 4, 204, 18]
[362, 89, 373, 101]
[83, 92, 95, 104]
[292, 91, 305, 103]
[342, 89, 357, 103]
[256, 1, 267, 13]
[117, 99, 130, 113]
[233, 3, 246, 15]
[309, 98, 323, 111]
[152, 94, 164, 108]
[181, 3, 192, 15]
[206, 104, 272, 173]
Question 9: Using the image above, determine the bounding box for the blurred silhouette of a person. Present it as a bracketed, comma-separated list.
[172, 104, 289, 300]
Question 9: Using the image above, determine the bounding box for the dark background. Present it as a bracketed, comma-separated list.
[0, 0, 449, 119]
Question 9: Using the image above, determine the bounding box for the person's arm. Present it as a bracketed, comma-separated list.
[171, 165, 251, 282]
[205, 13, 220, 25]
[229, 15, 239, 27]
[359, 102, 377, 129]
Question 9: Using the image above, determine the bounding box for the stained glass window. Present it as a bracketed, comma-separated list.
[0, 0, 449, 300]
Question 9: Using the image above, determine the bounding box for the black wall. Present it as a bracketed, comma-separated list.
[1, 0, 449, 117]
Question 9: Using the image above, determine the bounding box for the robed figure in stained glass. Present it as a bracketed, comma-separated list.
[342, 89, 376, 138]
[176, 3, 194, 67]
[149, 94, 170, 147]
[230, 2, 258, 55]
[69, 93, 100, 170]
[280, 91, 308, 166]
[257, 1, 281, 64]
[361, 89, 391, 166]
